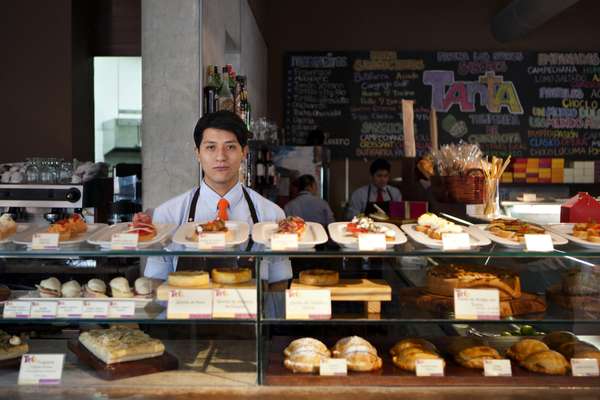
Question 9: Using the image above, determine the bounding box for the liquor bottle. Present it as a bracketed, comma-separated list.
[265, 149, 275, 185]
[256, 149, 266, 186]
[218, 67, 235, 112]
[203, 65, 218, 115]
[236, 76, 247, 123]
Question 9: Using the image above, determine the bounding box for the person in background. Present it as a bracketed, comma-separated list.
[284, 174, 334, 227]
[346, 158, 402, 219]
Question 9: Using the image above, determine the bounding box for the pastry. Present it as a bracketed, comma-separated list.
[542, 331, 578, 350]
[61, 280, 82, 298]
[331, 336, 378, 357]
[36, 277, 61, 298]
[167, 271, 209, 288]
[284, 338, 330, 358]
[506, 339, 549, 363]
[557, 341, 598, 359]
[48, 214, 87, 240]
[415, 213, 463, 240]
[276, 216, 307, 238]
[47, 223, 71, 241]
[283, 337, 330, 374]
[299, 269, 339, 286]
[134, 277, 153, 298]
[109, 277, 134, 298]
[390, 338, 437, 355]
[392, 347, 444, 372]
[78, 327, 165, 364]
[0, 331, 28, 361]
[345, 216, 396, 241]
[126, 212, 157, 242]
[189, 219, 233, 242]
[65, 214, 87, 234]
[520, 350, 569, 375]
[0, 214, 17, 240]
[486, 218, 545, 243]
[211, 267, 252, 284]
[572, 222, 600, 242]
[332, 336, 382, 372]
[425, 264, 521, 300]
[84, 279, 108, 298]
[454, 346, 502, 369]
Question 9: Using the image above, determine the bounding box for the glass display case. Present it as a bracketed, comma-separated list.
[1, 233, 600, 394]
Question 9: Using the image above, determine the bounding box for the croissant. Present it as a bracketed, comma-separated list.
[284, 337, 330, 358]
[520, 350, 569, 375]
[390, 338, 437, 356]
[557, 341, 598, 359]
[392, 347, 444, 372]
[542, 331, 577, 351]
[284, 351, 330, 374]
[455, 346, 502, 369]
[506, 339, 549, 363]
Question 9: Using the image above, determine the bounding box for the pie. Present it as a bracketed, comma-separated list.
[389, 338, 437, 355]
[425, 264, 521, 300]
[211, 267, 252, 284]
[276, 216, 306, 238]
[0, 331, 28, 361]
[520, 350, 569, 375]
[506, 339, 549, 363]
[189, 219, 233, 242]
[299, 269, 339, 286]
[542, 331, 578, 350]
[572, 222, 600, 242]
[415, 213, 462, 240]
[283, 337, 330, 374]
[78, 327, 165, 364]
[486, 218, 545, 243]
[167, 271, 210, 288]
[454, 346, 502, 369]
[392, 347, 444, 372]
[332, 336, 382, 372]
[126, 212, 157, 242]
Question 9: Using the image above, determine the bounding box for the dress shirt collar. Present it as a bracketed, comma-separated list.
[199, 180, 244, 211]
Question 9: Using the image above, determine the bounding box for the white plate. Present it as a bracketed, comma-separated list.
[473, 224, 568, 248]
[327, 221, 407, 249]
[546, 223, 600, 249]
[13, 223, 107, 247]
[172, 221, 250, 248]
[87, 222, 177, 248]
[400, 224, 491, 249]
[0, 224, 32, 244]
[251, 222, 328, 249]
[17, 290, 152, 308]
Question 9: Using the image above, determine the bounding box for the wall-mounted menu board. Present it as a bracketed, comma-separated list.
[283, 51, 600, 159]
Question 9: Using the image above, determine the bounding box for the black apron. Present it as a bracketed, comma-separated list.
[177, 186, 259, 271]
[364, 185, 393, 215]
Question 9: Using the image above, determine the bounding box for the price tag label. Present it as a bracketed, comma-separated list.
[82, 301, 109, 318]
[167, 289, 212, 319]
[197, 232, 227, 250]
[571, 358, 600, 377]
[522, 193, 537, 202]
[442, 232, 471, 251]
[111, 233, 139, 250]
[285, 289, 331, 320]
[57, 300, 83, 318]
[320, 358, 347, 376]
[454, 288, 500, 320]
[358, 233, 386, 251]
[415, 359, 445, 377]
[18, 354, 65, 385]
[212, 288, 257, 319]
[108, 301, 135, 318]
[484, 359, 512, 377]
[524, 234, 554, 252]
[3, 301, 31, 318]
[31, 233, 59, 250]
[30, 301, 57, 319]
[271, 233, 298, 250]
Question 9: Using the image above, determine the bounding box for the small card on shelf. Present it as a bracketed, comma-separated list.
[111, 233, 139, 250]
[285, 289, 331, 320]
[3, 301, 31, 319]
[30, 301, 57, 319]
[454, 288, 500, 320]
[358, 233, 386, 251]
[18, 354, 65, 385]
[167, 289, 212, 319]
[571, 358, 600, 377]
[415, 359, 444, 377]
[271, 233, 298, 250]
[524, 234, 554, 252]
[212, 288, 257, 319]
[57, 300, 83, 318]
[483, 359, 512, 377]
[31, 233, 59, 250]
[82, 301, 109, 319]
[108, 300, 135, 318]
[320, 358, 347, 376]
[197, 232, 226, 250]
[442, 232, 471, 251]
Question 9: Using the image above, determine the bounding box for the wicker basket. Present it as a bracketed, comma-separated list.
[445, 168, 485, 204]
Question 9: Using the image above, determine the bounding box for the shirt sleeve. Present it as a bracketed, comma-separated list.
[391, 186, 402, 202]
[346, 187, 364, 219]
[324, 200, 335, 224]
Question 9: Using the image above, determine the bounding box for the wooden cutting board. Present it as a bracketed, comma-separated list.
[68, 340, 178, 381]
[156, 279, 256, 301]
[290, 279, 391, 301]
[397, 287, 546, 317]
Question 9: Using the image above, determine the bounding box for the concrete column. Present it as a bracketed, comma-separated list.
[141, 0, 203, 209]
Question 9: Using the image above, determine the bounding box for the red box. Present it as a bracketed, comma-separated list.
[561, 192, 600, 223]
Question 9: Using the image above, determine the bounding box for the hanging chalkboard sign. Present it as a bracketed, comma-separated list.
[283, 51, 600, 159]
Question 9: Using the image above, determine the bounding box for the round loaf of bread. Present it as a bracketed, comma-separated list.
[299, 269, 339, 286]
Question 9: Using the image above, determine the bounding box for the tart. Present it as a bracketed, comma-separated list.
[167, 271, 209, 288]
[299, 269, 339, 286]
[78, 327, 165, 364]
[211, 267, 252, 284]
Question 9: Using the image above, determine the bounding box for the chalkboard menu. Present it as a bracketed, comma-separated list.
[284, 51, 600, 159]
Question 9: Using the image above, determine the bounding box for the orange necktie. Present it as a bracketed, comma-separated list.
[217, 198, 229, 221]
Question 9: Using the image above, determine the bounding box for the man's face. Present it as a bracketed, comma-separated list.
[196, 128, 247, 187]
[372, 169, 389, 189]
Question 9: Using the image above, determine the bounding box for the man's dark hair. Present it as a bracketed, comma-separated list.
[297, 174, 316, 191]
[370, 158, 391, 175]
[193, 110, 249, 148]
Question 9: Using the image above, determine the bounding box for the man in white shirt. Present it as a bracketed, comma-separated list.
[346, 158, 402, 219]
[284, 174, 334, 227]
[144, 111, 292, 289]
